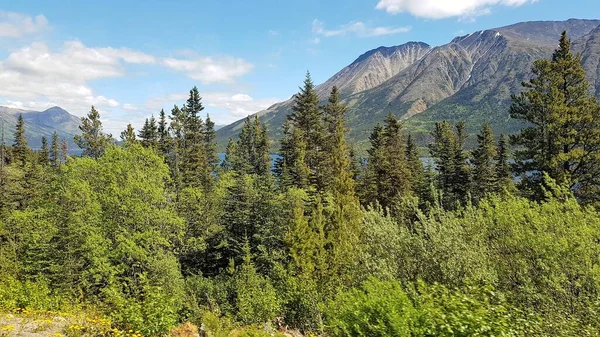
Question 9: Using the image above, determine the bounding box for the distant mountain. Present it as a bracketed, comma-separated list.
[0, 106, 80, 148]
[216, 18, 600, 151]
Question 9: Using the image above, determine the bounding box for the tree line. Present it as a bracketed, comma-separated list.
[2, 31, 600, 336]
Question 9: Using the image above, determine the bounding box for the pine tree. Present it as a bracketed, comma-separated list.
[204, 114, 219, 174]
[120, 124, 137, 145]
[39, 136, 50, 165]
[254, 116, 271, 176]
[60, 138, 69, 162]
[285, 71, 324, 190]
[74, 106, 113, 159]
[13, 114, 28, 166]
[0, 122, 8, 168]
[430, 121, 471, 208]
[495, 134, 512, 191]
[510, 31, 600, 202]
[359, 124, 385, 206]
[50, 132, 60, 167]
[234, 116, 271, 176]
[157, 109, 170, 157]
[406, 134, 427, 202]
[181, 87, 209, 189]
[275, 120, 310, 189]
[380, 114, 411, 212]
[472, 122, 497, 200]
[222, 138, 238, 171]
[139, 116, 158, 148]
[359, 115, 411, 213]
[322, 86, 353, 195]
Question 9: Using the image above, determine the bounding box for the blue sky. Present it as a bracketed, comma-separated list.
[0, 0, 598, 134]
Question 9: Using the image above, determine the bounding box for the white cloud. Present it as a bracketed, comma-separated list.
[162, 56, 253, 84]
[268, 30, 279, 36]
[146, 91, 279, 124]
[375, 0, 537, 19]
[0, 11, 49, 38]
[312, 19, 411, 38]
[122, 103, 138, 111]
[0, 40, 157, 117]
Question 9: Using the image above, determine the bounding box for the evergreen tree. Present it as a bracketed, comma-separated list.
[495, 134, 512, 191]
[120, 124, 137, 145]
[12, 114, 28, 166]
[360, 115, 411, 214]
[39, 136, 50, 165]
[0, 123, 8, 168]
[472, 122, 497, 200]
[275, 120, 310, 189]
[359, 124, 385, 206]
[234, 116, 271, 176]
[510, 31, 600, 202]
[50, 132, 60, 167]
[181, 87, 209, 189]
[406, 134, 428, 204]
[221, 138, 238, 171]
[60, 138, 69, 162]
[204, 114, 219, 175]
[74, 106, 113, 159]
[254, 116, 271, 176]
[322, 86, 353, 195]
[430, 121, 471, 207]
[157, 109, 170, 157]
[380, 114, 411, 212]
[285, 71, 324, 190]
[139, 116, 158, 148]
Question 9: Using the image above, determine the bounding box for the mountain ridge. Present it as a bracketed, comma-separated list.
[0, 106, 80, 148]
[216, 18, 600, 151]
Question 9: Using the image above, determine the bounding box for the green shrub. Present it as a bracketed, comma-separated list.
[325, 278, 415, 337]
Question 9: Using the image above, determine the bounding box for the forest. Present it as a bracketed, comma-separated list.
[2, 32, 600, 337]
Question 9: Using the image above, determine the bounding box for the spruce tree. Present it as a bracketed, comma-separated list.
[495, 134, 512, 191]
[430, 121, 471, 208]
[50, 131, 60, 167]
[74, 106, 113, 159]
[222, 138, 238, 171]
[359, 124, 385, 206]
[120, 124, 137, 145]
[39, 136, 50, 165]
[13, 114, 28, 166]
[181, 87, 209, 189]
[204, 114, 219, 174]
[360, 115, 412, 214]
[60, 138, 69, 162]
[139, 116, 158, 148]
[380, 114, 411, 212]
[322, 86, 353, 195]
[285, 71, 324, 190]
[472, 122, 497, 200]
[406, 134, 427, 203]
[510, 31, 600, 201]
[275, 120, 310, 189]
[157, 108, 170, 157]
[254, 116, 271, 176]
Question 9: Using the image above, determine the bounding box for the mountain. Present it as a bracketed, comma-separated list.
[0, 106, 80, 148]
[574, 24, 600, 98]
[217, 41, 433, 147]
[216, 19, 600, 151]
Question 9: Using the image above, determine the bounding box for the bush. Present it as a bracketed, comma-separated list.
[325, 278, 415, 337]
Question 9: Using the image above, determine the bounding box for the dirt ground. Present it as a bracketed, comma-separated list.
[0, 312, 70, 337]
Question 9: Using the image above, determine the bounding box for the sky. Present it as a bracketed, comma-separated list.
[0, 0, 598, 135]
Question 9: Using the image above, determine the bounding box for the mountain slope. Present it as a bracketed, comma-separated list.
[574, 25, 600, 97]
[216, 19, 600, 151]
[0, 106, 80, 148]
[217, 41, 432, 147]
